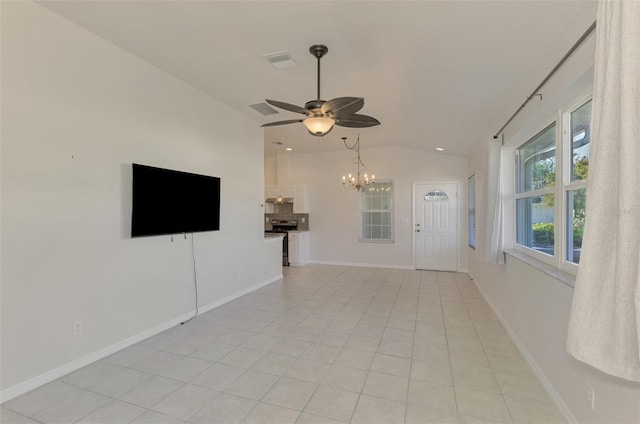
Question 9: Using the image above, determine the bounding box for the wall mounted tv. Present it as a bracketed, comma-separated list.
[131, 163, 220, 237]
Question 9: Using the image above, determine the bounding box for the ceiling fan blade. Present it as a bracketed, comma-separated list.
[265, 99, 310, 115]
[335, 114, 381, 128]
[261, 119, 304, 127]
[321, 97, 364, 117]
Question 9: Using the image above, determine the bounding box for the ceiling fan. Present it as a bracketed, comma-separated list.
[262, 44, 381, 137]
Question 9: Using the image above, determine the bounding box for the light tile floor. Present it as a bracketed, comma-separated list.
[1, 265, 567, 423]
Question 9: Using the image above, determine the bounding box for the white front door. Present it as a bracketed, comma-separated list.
[414, 183, 458, 271]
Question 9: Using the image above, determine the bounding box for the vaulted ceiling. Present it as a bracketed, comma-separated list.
[40, 0, 597, 158]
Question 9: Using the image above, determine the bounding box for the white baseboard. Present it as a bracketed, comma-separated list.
[0, 313, 191, 404]
[195, 273, 283, 316]
[309, 260, 468, 273]
[471, 279, 578, 424]
[310, 260, 414, 270]
[0, 272, 283, 404]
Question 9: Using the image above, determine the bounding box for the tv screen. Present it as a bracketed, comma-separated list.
[131, 164, 220, 237]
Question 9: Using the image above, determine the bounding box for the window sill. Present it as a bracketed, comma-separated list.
[503, 249, 576, 288]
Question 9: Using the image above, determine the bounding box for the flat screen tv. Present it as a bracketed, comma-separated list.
[131, 163, 220, 237]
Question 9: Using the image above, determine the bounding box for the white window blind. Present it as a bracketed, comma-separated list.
[468, 175, 476, 249]
[360, 181, 393, 242]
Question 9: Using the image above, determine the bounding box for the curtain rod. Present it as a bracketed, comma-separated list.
[492, 21, 597, 139]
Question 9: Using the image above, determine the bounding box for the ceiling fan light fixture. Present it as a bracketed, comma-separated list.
[303, 117, 335, 136]
[262, 44, 380, 133]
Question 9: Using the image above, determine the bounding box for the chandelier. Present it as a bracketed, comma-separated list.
[341, 134, 375, 191]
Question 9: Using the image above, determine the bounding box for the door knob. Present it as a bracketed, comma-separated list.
[416, 229, 421, 232]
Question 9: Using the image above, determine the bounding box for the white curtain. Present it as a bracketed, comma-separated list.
[567, 0, 640, 382]
[488, 141, 504, 264]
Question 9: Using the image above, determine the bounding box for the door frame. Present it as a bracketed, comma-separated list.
[412, 181, 461, 271]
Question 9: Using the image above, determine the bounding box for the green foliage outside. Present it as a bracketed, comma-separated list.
[532, 222, 583, 248]
[572, 156, 588, 220]
[532, 222, 554, 247]
[533, 155, 587, 210]
[532, 157, 556, 208]
[569, 157, 588, 248]
[532, 157, 556, 191]
[531, 155, 588, 249]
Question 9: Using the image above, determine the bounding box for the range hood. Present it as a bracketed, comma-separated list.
[265, 197, 293, 204]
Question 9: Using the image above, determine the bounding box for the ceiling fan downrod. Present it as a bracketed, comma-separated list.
[310, 44, 328, 102]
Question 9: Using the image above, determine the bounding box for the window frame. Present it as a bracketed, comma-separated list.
[359, 180, 394, 243]
[561, 96, 591, 273]
[514, 120, 558, 267]
[512, 93, 592, 274]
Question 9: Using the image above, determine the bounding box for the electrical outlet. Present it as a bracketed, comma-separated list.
[587, 383, 595, 410]
[184, 289, 189, 297]
[73, 321, 83, 336]
[266, 216, 270, 223]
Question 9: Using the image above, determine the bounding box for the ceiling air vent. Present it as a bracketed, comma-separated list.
[249, 102, 279, 116]
[263, 51, 297, 69]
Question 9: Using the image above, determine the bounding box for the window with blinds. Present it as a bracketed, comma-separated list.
[360, 181, 393, 242]
[468, 175, 476, 249]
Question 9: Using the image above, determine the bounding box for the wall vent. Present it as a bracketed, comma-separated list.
[249, 102, 279, 116]
[263, 51, 297, 69]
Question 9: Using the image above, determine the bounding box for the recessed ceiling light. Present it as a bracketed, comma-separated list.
[285, 147, 293, 151]
[436, 147, 445, 151]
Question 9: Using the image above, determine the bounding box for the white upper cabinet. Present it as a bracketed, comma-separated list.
[293, 185, 309, 213]
[265, 185, 294, 198]
[279, 185, 295, 198]
[265, 185, 309, 213]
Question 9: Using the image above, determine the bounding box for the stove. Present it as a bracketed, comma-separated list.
[265, 220, 298, 266]
[270, 219, 298, 232]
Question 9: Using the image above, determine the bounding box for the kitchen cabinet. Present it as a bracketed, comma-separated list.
[265, 185, 279, 199]
[293, 185, 310, 213]
[288, 231, 309, 266]
[265, 185, 309, 213]
[266, 185, 294, 199]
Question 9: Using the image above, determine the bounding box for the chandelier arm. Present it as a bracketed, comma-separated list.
[355, 134, 368, 171]
[342, 137, 358, 150]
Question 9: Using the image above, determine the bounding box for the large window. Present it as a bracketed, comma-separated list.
[468, 175, 476, 249]
[514, 98, 591, 271]
[516, 123, 557, 256]
[360, 181, 393, 242]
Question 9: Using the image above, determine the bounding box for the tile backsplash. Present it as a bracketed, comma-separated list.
[265, 211, 309, 231]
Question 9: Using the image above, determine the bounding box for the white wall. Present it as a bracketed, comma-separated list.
[0, 2, 281, 400]
[467, 31, 640, 423]
[266, 146, 469, 269]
